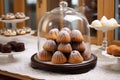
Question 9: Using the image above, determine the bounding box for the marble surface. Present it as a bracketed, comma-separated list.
[0, 35, 120, 80]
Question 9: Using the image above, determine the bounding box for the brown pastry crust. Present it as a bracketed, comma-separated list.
[82, 50, 91, 61]
[61, 27, 71, 34]
[68, 50, 83, 64]
[72, 42, 86, 53]
[71, 30, 84, 42]
[107, 45, 120, 56]
[112, 47, 120, 56]
[58, 43, 72, 53]
[48, 28, 59, 40]
[56, 30, 71, 43]
[38, 50, 52, 61]
[51, 51, 67, 64]
[43, 40, 57, 51]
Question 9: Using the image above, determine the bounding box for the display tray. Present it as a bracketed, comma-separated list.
[102, 51, 120, 58]
[0, 17, 30, 23]
[31, 53, 97, 74]
[0, 50, 25, 55]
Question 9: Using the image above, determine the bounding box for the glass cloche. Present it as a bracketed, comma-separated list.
[31, 1, 97, 74]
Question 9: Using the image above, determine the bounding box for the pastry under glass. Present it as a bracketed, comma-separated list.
[31, 1, 97, 74]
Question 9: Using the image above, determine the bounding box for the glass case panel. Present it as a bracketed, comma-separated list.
[4, 0, 14, 28]
[85, 0, 97, 37]
[79, 0, 97, 37]
[61, 0, 98, 37]
[115, 0, 120, 40]
[25, 0, 36, 30]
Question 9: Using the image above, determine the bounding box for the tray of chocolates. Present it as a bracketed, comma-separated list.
[0, 41, 25, 55]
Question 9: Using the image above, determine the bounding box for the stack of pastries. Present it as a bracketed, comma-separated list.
[38, 27, 91, 64]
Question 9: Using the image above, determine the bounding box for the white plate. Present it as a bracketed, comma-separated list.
[0, 50, 25, 56]
[0, 17, 30, 23]
[102, 51, 120, 71]
[102, 51, 120, 59]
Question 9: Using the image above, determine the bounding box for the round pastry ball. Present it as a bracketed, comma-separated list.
[58, 43, 72, 53]
[43, 40, 57, 51]
[68, 50, 83, 64]
[38, 50, 52, 61]
[2, 44, 12, 53]
[56, 30, 71, 43]
[48, 28, 59, 40]
[71, 30, 84, 42]
[72, 42, 86, 53]
[52, 51, 67, 64]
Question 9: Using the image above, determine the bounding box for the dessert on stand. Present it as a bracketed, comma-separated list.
[90, 16, 120, 50]
[90, 16, 120, 71]
[0, 40, 25, 61]
[31, 1, 97, 74]
[101, 45, 120, 71]
[102, 51, 120, 70]
[0, 12, 30, 60]
[0, 12, 30, 30]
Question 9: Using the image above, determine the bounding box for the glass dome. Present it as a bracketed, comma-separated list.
[37, 1, 91, 64]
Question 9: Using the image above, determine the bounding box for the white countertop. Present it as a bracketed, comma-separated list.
[0, 35, 120, 80]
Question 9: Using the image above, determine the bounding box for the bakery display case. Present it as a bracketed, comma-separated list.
[31, 1, 97, 74]
[0, 0, 32, 60]
[0, 0, 119, 79]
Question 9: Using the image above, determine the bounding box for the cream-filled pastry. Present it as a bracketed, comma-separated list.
[4, 29, 16, 36]
[24, 27, 31, 33]
[109, 18, 119, 26]
[2, 13, 16, 20]
[15, 12, 26, 19]
[100, 16, 108, 26]
[16, 28, 26, 35]
[91, 20, 102, 27]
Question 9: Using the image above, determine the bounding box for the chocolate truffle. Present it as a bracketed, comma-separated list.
[7, 41, 17, 51]
[14, 42, 25, 52]
[2, 44, 12, 53]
